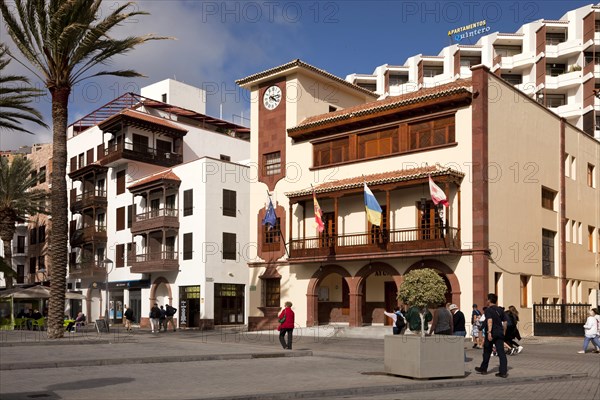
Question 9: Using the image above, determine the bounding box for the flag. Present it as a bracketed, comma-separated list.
[363, 182, 382, 226]
[262, 197, 277, 229]
[429, 175, 449, 207]
[313, 189, 324, 233]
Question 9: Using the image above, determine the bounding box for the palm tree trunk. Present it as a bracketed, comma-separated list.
[1, 237, 14, 289]
[47, 87, 70, 339]
[0, 211, 16, 289]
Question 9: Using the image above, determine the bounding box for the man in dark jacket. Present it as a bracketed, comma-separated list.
[149, 303, 161, 333]
[475, 293, 508, 378]
[164, 304, 177, 332]
[124, 305, 134, 332]
[449, 304, 466, 337]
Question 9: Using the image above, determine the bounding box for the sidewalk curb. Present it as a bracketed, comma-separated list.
[200, 372, 589, 400]
[0, 350, 313, 370]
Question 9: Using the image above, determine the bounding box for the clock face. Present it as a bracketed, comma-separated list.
[263, 85, 282, 110]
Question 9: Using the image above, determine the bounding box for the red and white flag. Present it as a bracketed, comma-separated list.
[429, 175, 449, 207]
[313, 189, 325, 233]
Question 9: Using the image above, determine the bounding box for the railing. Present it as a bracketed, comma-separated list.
[69, 261, 105, 277]
[533, 303, 591, 336]
[70, 225, 107, 245]
[134, 251, 177, 262]
[135, 208, 178, 221]
[74, 189, 107, 202]
[101, 141, 182, 166]
[12, 246, 27, 255]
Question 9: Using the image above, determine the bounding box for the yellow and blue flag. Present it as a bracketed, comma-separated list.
[363, 182, 382, 226]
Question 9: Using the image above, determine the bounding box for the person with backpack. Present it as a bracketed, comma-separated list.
[164, 304, 177, 332]
[384, 306, 406, 335]
[149, 303, 161, 333]
[278, 301, 295, 350]
[504, 305, 523, 355]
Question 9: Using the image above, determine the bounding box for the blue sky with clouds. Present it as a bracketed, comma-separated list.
[0, 0, 593, 150]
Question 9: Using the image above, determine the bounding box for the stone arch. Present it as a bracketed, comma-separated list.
[306, 264, 352, 327]
[149, 276, 173, 309]
[405, 259, 461, 308]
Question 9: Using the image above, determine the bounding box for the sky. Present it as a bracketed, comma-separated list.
[0, 0, 594, 150]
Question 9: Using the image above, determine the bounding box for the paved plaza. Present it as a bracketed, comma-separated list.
[0, 327, 598, 400]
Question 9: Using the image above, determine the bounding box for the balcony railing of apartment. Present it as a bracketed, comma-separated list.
[99, 141, 182, 168]
[68, 261, 106, 278]
[131, 208, 179, 235]
[130, 251, 178, 273]
[289, 226, 460, 262]
[12, 246, 27, 256]
[70, 189, 107, 212]
[70, 225, 107, 246]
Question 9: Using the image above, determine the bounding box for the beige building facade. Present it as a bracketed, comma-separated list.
[238, 61, 600, 335]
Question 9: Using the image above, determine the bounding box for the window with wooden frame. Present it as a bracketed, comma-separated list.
[542, 229, 555, 276]
[29, 228, 37, 245]
[127, 205, 136, 228]
[116, 170, 126, 195]
[223, 189, 237, 217]
[222, 232, 237, 260]
[132, 133, 149, 153]
[369, 206, 387, 244]
[116, 207, 125, 231]
[38, 166, 46, 184]
[357, 128, 397, 159]
[29, 257, 36, 274]
[183, 189, 193, 216]
[264, 278, 281, 307]
[418, 200, 443, 240]
[263, 151, 281, 176]
[408, 115, 455, 151]
[183, 232, 193, 260]
[313, 137, 349, 167]
[38, 226, 46, 243]
[541, 187, 556, 210]
[319, 212, 336, 248]
[116, 244, 125, 268]
[264, 218, 281, 245]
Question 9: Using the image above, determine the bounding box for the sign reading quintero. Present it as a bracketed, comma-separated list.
[448, 20, 490, 42]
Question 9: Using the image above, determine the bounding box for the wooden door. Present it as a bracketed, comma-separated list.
[320, 212, 336, 247]
[418, 200, 442, 239]
[384, 281, 397, 326]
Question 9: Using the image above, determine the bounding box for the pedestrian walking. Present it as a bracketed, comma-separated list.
[384, 306, 406, 335]
[149, 303, 161, 333]
[475, 293, 509, 378]
[428, 302, 453, 335]
[278, 301, 295, 350]
[578, 308, 600, 354]
[159, 305, 167, 331]
[165, 304, 177, 332]
[471, 304, 483, 349]
[123, 305, 134, 332]
[450, 304, 466, 337]
[504, 305, 523, 355]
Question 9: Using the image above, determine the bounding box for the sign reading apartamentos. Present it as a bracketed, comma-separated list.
[448, 20, 490, 42]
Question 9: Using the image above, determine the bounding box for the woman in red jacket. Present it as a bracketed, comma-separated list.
[278, 301, 295, 350]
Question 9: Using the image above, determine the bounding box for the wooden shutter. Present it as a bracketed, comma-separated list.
[116, 207, 125, 231]
[116, 244, 125, 268]
[116, 170, 125, 195]
[223, 232, 236, 260]
[183, 189, 193, 216]
[86, 148, 94, 165]
[183, 232, 193, 260]
[70, 156, 77, 173]
[223, 189, 236, 217]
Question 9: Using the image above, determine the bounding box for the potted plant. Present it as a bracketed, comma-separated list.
[384, 268, 465, 378]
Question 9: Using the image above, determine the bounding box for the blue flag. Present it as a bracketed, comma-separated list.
[262, 197, 277, 229]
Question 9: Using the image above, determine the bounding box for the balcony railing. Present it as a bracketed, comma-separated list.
[12, 246, 27, 256]
[68, 261, 106, 279]
[131, 208, 179, 235]
[99, 141, 182, 168]
[70, 225, 107, 246]
[130, 251, 178, 273]
[70, 189, 107, 212]
[289, 226, 460, 262]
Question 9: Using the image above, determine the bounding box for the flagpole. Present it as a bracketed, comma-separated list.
[266, 190, 290, 258]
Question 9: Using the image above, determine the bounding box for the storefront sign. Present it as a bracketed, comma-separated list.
[448, 20, 490, 42]
[180, 299, 187, 326]
[106, 280, 150, 290]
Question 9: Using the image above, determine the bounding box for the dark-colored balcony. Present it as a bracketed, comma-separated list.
[289, 226, 460, 263]
[70, 226, 107, 247]
[68, 261, 106, 279]
[130, 251, 178, 273]
[98, 141, 183, 168]
[131, 208, 179, 235]
[70, 190, 107, 213]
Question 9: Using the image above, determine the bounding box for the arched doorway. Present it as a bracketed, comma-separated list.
[354, 262, 402, 326]
[405, 259, 461, 308]
[306, 265, 351, 326]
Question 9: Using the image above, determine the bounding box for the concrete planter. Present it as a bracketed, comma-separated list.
[384, 334, 465, 379]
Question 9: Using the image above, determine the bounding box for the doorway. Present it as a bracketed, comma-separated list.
[179, 285, 200, 328]
[384, 281, 398, 326]
[214, 283, 245, 325]
[129, 289, 141, 323]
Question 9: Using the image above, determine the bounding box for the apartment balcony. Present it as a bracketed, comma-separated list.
[70, 190, 107, 213]
[549, 102, 582, 119]
[289, 227, 460, 263]
[498, 52, 535, 70]
[130, 251, 178, 273]
[68, 261, 106, 279]
[545, 40, 585, 59]
[98, 141, 183, 168]
[545, 71, 583, 90]
[130, 208, 179, 235]
[70, 226, 107, 247]
[12, 246, 27, 256]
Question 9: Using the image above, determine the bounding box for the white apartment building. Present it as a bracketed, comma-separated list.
[346, 3, 600, 140]
[66, 79, 250, 328]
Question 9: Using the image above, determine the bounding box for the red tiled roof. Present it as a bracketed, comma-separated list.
[99, 109, 188, 134]
[286, 165, 464, 198]
[128, 169, 181, 190]
[288, 79, 472, 134]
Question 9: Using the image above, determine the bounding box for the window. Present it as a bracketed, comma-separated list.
[389, 74, 408, 86]
[156, 139, 171, 156]
[545, 63, 566, 77]
[357, 82, 376, 91]
[97, 213, 106, 230]
[494, 272, 502, 301]
[132, 134, 149, 153]
[565, 219, 571, 242]
[314, 137, 349, 167]
[16, 236, 25, 253]
[459, 55, 481, 68]
[408, 115, 455, 150]
[220, 154, 231, 162]
[546, 31, 567, 45]
[541, 187, 556, 210]
[127, 205, 135, 228]
[520, 275, 530, 308]
[78, 153, 84, 169]
[161, 93, 167, 103]
[263, 152, 281, 176]
[116, 207, 125, 231]
[546, 94, 566, 108]
[127, 243, 134, 265]
[29, 257, 36, 274]
[264, 218, 281, 245]
[116, 170, 126, 195]
[571, 156, 576, 180]
[17, 265, 24, 284]
[357, 129, 396, 159]
[588, 163, 596, 188]
[38, 166, 46, 184]
[501, 74, 523, 85]
[97, 178, 105, 195]
[116, 244, 125, 268]
[223, 189, 237, 217]
[328, 105, 338, 112]
[29, 228, 37, 245]
[542, 229, 556, 276]
[70, 156, 77, 173]
[494, 45, 522, 58]
[589, 226, 595, 252]
[183, 233, 193, 260]
[264, 279, 281, 307]
[37, 226, 45, 243]
[165, 195, 176, 213]
[183, 189, 193, 216]
[223, 232, 237, 260]
[584, 52, 600, 66]
[423, 65, 443, 77]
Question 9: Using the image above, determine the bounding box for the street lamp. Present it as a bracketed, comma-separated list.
[103, 258, 113, 325]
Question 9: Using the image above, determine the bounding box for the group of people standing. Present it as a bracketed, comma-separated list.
[149, 303, 178, 333]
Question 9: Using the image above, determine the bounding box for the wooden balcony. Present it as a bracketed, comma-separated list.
[70, 190, 107, 213]
[70, 226, 108, 247]
[130, 251, 179, 273]
[98, 141, 182, 168]
[69, 262, 106, 279]
[131, 209, 179, 235]
[289, 227, 460, 263]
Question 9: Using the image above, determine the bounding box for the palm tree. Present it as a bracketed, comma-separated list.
[0, 43, 47, 134]
[0, 156, 48, 289]
[0, 0, 168, 338]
